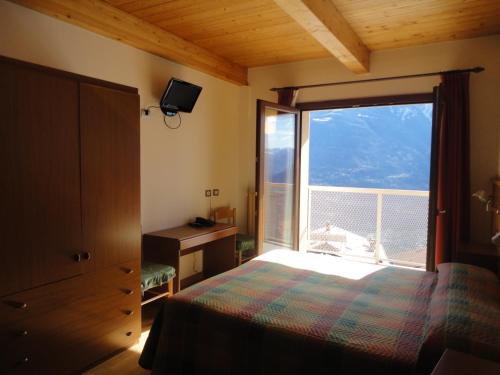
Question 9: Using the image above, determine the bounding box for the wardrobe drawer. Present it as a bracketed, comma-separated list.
[1, 259, 141, 374]
[0, 260, 140, 330]
[1, 315, 140, 375]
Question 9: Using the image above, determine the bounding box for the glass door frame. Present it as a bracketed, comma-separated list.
[255, 100, 301, 255]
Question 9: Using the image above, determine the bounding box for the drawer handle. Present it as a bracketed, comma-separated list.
[125, 310, 134, 316]
[125, 289, 134, 295]
[15, 302, 28, 309]
[17, 356, 29, 365]
[83, 252, 91, 261]
[126, 331, 133, 337]
[124, 268, 134, 274]
[73, 253, 82, 262]
[19, 330, 29, 337]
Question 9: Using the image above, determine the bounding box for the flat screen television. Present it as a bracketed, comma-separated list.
[160, 78, 202, 116]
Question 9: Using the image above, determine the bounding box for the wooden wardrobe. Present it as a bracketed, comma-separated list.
[0, 56, 141, 374]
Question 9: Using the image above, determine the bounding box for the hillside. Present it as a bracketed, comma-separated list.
[265, 103, 433, 190]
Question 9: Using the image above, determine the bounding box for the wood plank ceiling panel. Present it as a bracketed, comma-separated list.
[107, 0, 500, 68]
[12, 0, 248, 84]
[334, 0, 500, 50]
[106, 0, 331, 67]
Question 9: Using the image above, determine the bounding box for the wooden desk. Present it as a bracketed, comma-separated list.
[143, 224, 239, 293]
[431, 349, 500, 375]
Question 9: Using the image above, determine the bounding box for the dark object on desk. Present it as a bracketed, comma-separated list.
[189, 216, 215, 228]
[431, 349, 500, 375]
[143, 223, 238, 294]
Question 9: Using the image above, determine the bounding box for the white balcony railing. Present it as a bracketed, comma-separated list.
[263, 183, 430, 268]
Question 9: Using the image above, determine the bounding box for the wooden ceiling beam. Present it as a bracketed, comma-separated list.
[10, 0, 248, 85]
[273, 0, 370, 73]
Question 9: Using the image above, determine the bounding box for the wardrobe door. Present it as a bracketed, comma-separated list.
[0, 61, 83, 296]
[80, 83, 140, 270]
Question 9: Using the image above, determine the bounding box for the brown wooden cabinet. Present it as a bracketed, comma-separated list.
[80, 83, 141, 271]
[0, 60, 84, 296]
[0, 56, 141, 374]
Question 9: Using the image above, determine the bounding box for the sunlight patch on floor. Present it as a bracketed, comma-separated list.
[128, 330, 150, 354]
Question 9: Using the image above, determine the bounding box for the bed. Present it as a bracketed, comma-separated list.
[139, 250, 500, 374]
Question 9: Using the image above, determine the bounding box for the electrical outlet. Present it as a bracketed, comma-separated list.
[205, 189, 211, 197]
[212, 189, 219, 197]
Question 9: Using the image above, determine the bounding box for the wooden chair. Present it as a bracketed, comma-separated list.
[140, 262, 175, 306]
[213, 206, 256, 266]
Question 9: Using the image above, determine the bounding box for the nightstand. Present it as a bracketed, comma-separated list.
[457, 242, 499, 275]
[431, 349, 500, 375]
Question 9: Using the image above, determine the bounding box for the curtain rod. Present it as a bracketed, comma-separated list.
[270, 66, 484, 91]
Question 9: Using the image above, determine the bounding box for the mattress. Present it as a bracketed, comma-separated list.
[140, 250, 500, 374]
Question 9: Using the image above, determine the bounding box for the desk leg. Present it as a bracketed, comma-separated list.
[204, 234, 236, 278]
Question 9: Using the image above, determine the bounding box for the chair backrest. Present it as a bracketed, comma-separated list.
[213, 206, 236, 225]
[247, 190, 256, 236]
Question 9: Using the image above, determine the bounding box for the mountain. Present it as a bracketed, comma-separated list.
[265, 148, 295, 183]
[265, 104, 433, 190]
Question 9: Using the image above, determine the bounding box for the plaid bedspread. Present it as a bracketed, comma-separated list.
[418, 262, 500, 372]
[140, 251, 439, 374]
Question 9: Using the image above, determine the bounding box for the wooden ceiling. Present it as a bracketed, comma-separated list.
[11, 0, 500, 85]
[335, 0, 500, 50]
[105, 0, 332, 68]
[106, 0, 500, 64]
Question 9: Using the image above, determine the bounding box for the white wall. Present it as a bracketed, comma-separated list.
[0, 0, 249, 276]
[1, 0, 499, 254]
[245, 35, 500, 244]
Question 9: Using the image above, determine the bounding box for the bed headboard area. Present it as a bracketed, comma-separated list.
[493, 178, 500, 236]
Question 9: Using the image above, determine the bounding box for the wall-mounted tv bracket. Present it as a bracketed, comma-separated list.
[141, 105, 182, 129]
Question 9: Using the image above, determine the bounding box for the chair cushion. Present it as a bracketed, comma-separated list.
[236, 233, 255, 252]
[141, 262, 176, 294]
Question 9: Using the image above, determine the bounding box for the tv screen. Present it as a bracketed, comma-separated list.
[160, 78, 202, 115]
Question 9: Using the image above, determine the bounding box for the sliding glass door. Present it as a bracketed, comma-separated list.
[256, 100, 300, 254]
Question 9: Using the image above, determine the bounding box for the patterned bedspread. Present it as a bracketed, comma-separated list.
[139, 250, 499, 375]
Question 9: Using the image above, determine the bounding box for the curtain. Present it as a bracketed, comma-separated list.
[277, 88, 299, 107]
[434, 71, 471, 266]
